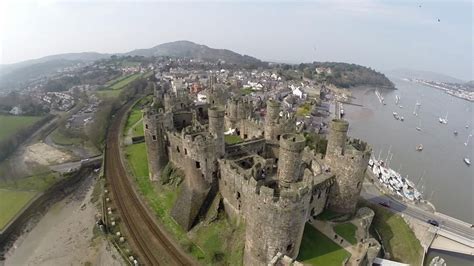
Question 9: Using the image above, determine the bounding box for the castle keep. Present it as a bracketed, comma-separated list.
[142, 86, 371, 264]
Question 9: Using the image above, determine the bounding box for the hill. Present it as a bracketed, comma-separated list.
[387, 68, 465, 83]
[282, 62, 395, 89]
[126, 40, 263, 66]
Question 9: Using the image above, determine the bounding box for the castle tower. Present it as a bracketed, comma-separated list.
[208, 106, 225, 158]
[264, 100, 281, 141]
[277, 133, 306, 187]
[163, 93, 173, 112]
[325, 119, 371, 215]
[143, 107, 168, 182]
[326, 119, 349, 157]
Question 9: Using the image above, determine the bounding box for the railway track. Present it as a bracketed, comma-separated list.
[105, 104, 194, 266]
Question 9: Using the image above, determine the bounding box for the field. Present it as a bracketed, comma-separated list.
[96, 88, 123, 99]
[224, 135, 243, 144]
[0, 115, 43, 142]
[359, 200, 423, 265]
[333, 222, 357, 244]
[0, 189, 37, 230]
[0, 172, 62, 192]
[50, 128, 83, 146]
[297, 223, 351, 265]
[109, 73, 142, 90]
[124, 108, 143, 135]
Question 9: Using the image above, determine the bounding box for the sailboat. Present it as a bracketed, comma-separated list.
[464, 134, 472, 146]
[438, 112, 448, 124]
[395, 95, 400, 105]
[416, 119, 422, 131]
[413, 101, 421, 116]
[464, 158, 471, 166]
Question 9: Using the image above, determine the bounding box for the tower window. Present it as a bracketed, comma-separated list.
[145, 124, 148, 129]
[177, 146, 180, 153]
[277, 135, 281, 140]
[196, 161, 201, 169]
[184, 148, 187, 155]
[152, 135, 157, 141]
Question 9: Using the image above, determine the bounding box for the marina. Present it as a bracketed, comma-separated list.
[344, 77, 473, 265]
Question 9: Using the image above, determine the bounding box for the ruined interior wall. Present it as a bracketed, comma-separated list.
[238, 119, 264, 140]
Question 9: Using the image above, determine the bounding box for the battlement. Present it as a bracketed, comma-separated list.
[280, 134, 306, 152]
[330, 119, 349, 132]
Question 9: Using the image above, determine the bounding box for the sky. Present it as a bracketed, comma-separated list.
[0, 0, 472, 80]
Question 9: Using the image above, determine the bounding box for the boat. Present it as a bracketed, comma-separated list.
[416, 119, 422, 131]
[438, 112, 448, 124]
[416, 144, 423, 151]
[393, 112, 400, 120]
[464, 158, 471, 166]
[464, 134, 472, 146]
[454, 131, 458, 136]
[400, 116, 404, 121]
[413, 101, 421, 116]
[395, 95, 400, 105]
[370, 157, 423, 202]
[399, 105, 403, 108]
[375, 90, 385, 105]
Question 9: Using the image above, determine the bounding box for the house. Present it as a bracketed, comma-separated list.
[9, 106, 22, 115]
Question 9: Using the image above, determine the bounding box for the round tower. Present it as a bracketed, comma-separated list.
[277, 133, 306, 187]
[208, 106, 225, 158]
[143, 108, 168, 182]
[163, 93, 173, 112]
[326, 119, 349, 157]
[264, 100, 281, 141]
[327, 143, 371, 214]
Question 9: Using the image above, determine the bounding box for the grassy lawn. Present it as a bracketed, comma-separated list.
[0, 189, 37, 230]
[296, 102, 312, 117]
[240, 87, 255, 95]
[125, 143, 149, 177]
[333, 222, 357, 244]
[297, 223, 351, 265]
[191, 215, 245, 265]
[359, 200, 423, 265]
[50, 128, 83, 146]
[316, 209, 345, 221]
[225, 135, 243, 144]
[124, 108, 143, 135]
[109, 73, 142, 90]
[96, 89, 123, 99]
[0, 115, 43, 142]
[0, 172, 61, 192]
[133, 123, 144, 137]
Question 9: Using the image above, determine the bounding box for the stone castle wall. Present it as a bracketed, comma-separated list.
[325, 120, 371, 214]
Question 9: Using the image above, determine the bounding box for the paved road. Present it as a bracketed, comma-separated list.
[362, 181, 474, 245]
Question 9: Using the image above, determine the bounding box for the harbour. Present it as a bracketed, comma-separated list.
[343, 77, 473, 266]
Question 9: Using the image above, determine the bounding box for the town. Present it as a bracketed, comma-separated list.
[0, 42, 472, 266]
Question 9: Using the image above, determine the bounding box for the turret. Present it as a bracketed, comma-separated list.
[208, 106, 225, 158]
[143, 107, 168, 182]
[277, 133, 306, 187]
[325, 119, 371, 215]
[264, 100, 281, 141]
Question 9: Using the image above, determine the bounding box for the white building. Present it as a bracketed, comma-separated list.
[9, 106, 22, 115]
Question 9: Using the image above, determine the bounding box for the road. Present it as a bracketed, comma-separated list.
[105, 101, 195, 266]
[362, 180, 474, 245]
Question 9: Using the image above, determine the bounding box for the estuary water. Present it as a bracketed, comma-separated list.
[343, 77, 473, 266]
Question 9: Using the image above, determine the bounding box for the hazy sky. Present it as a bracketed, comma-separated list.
[1, 0, 472, 80]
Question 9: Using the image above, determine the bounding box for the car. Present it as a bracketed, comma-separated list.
[378, 201, 390, 208]
[427, 219, 439, 227]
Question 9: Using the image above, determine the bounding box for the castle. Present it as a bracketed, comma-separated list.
[142, 84, 372, 265]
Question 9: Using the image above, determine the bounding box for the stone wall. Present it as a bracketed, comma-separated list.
[143, 108, 168, 181]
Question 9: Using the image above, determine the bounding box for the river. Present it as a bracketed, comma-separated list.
[343, 77, 473, 266]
